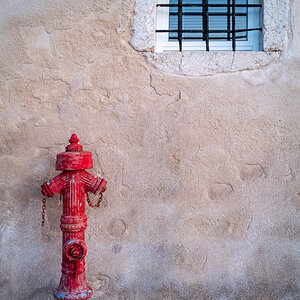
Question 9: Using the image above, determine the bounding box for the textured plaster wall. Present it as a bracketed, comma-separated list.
[0, 1, 299, 299]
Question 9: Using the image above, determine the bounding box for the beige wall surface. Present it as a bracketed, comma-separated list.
[0, 1, 299, 299]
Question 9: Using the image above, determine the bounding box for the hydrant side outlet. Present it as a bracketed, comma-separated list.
[41, 134, 107, 300]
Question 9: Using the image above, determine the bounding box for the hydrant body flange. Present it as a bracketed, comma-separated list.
[41, 134, 107, 300]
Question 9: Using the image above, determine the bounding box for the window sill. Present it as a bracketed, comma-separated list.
[143, 51, 280, 76]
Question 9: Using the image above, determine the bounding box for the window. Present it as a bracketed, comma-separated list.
[131, 0, 287, 75]
[156, 0, 263, 52]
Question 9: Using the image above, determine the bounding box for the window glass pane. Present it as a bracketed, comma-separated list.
[169, 0, 203, 40]
[169, 0, 250, 41]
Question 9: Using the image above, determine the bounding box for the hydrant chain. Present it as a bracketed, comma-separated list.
[86, 192, 103, 208]
[42, 195, 62, 227]
[42, 196, 47, 226]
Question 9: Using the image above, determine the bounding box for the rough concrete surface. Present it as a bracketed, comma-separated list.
[0, 0, 299, 299]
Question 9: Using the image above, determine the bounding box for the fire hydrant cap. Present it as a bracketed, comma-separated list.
[56, 134, 93, 171]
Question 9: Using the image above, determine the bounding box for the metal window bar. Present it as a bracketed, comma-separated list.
[178, 0, 183, 51]
[156, 1, 263, 51]
[232, 0, 236, 50]
[203, 0, 209, 51]
[227, 0, 230, 40]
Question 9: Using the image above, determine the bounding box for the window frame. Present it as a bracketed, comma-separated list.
[155, 0, 263, 52]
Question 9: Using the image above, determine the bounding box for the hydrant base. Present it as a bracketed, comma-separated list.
[53, 286, 93, 300]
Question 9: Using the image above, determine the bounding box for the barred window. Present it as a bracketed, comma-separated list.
[156, 0, 263, 52]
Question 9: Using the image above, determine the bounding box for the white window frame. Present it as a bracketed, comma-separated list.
[156, 0, 262, 52]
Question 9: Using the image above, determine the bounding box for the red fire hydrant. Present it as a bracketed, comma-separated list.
[41, 134, 107, 300]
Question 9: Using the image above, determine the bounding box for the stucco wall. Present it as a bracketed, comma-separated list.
[0, 0, 299, 299]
